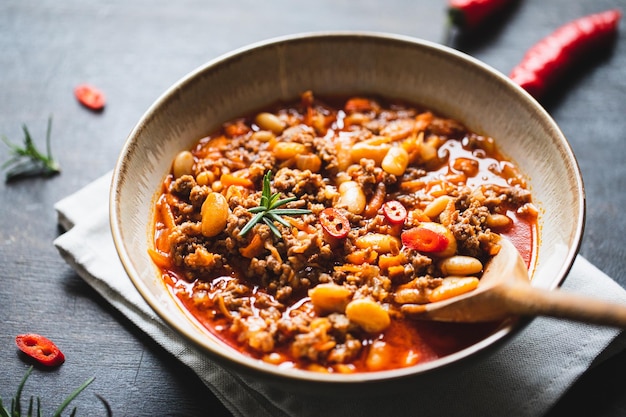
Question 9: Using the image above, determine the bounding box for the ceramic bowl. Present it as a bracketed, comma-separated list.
[110, 32, 585, 392]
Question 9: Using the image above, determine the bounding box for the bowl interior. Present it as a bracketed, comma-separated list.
[110, 32, 584, 385]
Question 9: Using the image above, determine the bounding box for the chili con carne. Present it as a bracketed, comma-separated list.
[151, 92, 538, 373]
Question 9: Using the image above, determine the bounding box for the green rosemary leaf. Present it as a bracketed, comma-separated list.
[26, 396, 33, 417]
[270, 208, 312, 215]
[1, 137, 27, 156]
[263, 216, 282, 238]
[260, 194, 269, 209]
[248, 206, 267, 214]
[261, 171, 272, 202]
[95, 393, 113, 417]
[14, 366, 33, 416]
[51, 376, 95, 417]
[238, 170, 312, 239]
[269, 196, 297, 210]
[268, 193, 280, 208]
[267, 212, 291, 228]
[239, 211, 265, 237]
[0, 398, 9, 417]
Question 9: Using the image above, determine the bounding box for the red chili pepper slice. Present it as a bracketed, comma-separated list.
[382, 201, 407, 225]
[344, 97, 377, 113]
[509, 9, 622, 99]
[74, 83, 106, 111]
[448, 0, 512, 31]
[401, 226, 449, 253]
[15, 333, 65, 367]
[319, 207, 350, 239]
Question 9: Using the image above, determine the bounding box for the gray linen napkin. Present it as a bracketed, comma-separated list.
[54, 172, 626, 417]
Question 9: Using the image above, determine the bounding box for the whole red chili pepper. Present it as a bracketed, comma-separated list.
[15, 333, 66, 367]
[448, 0, 513, 31]
[510, 9, 622, 99]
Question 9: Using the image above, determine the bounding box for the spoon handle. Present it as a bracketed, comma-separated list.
[500, 284, 626, 328]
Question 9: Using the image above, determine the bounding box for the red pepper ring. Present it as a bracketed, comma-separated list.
[74, 83, 106, 111]
[15, 333, 66, 367]
[401, 226, 449, 253]
[382, 200, 408, 225]
[319, 207, 350, 239]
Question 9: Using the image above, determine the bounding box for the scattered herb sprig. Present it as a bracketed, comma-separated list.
[1, 116, 60, 181]
[0, 366, 96, 417]
[239, 170, 311, 239]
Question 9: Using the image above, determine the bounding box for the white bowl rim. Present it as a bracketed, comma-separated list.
[109, 30, 586, 385]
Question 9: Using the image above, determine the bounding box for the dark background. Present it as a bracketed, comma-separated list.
[1, 0, 625, 415]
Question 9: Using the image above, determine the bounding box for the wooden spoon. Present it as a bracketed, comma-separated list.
[401, 238, 626, 327]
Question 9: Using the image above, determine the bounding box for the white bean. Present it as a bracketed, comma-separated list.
[394, 288, 430, 304]
[296, 154, 322, 172]
[250, 130, 275, 142]
[255, 112, 285, 134]
[345, 298, 390, 333]
[423, 196, 453, 219]
[308, 283, 352, 314]
[428, 276, 479, 302]
[172, 150, 194, 178]
[354, 233, 400, 254]
[201, 192, 229, 237]
[381, 146, 409, 176]
[350, 137, 391, 165]
[439, 255, 483, 276]
[337, 181, 366, 214]
[196, 170, 215, 186]
[485, 213, 512, 229]
[273, 142, 307, 160]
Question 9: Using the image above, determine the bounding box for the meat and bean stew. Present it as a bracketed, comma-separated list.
[150, 91, 538, 373]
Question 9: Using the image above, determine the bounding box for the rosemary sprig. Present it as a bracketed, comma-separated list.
[1, 116, 60, 181]
[0, 366, 103, 417]
[239, 170, 311, 239]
